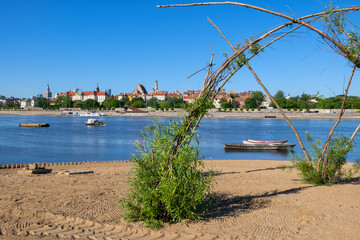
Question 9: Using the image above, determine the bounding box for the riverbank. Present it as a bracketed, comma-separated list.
[0, 160, 359, 240]
[1, 109, 360, 119]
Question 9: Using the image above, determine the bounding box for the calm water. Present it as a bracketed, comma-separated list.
[0, 116, 359, 165]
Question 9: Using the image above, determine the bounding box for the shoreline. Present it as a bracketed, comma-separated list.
[1, 159, 359, 240]
[1, 109, 360, 119]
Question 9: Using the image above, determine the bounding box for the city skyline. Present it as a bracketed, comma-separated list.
[1, 1, 360, 98]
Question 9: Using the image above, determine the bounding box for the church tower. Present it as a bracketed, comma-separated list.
[44, 83, 52, 99]
[155, 80, 158, 92]
[96, 83, 100, 92]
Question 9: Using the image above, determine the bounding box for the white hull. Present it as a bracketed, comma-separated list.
[243, 139, 288, 145]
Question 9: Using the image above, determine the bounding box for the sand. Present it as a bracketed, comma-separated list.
[0, 160, 359, 240]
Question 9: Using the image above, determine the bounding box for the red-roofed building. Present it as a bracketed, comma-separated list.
[56, 89, 109, 104]
[152, 91, 168, 101]
[183, 95, 195, 103]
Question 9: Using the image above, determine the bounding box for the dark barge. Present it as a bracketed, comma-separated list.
[19, 123, 50, 128]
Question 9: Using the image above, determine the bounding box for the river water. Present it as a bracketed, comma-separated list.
[0, 115, 359, 164]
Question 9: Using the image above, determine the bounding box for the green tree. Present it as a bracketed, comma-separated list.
[119, 97, 130, 107]
[231, 99, 240, 108]
[133, 100, 145, 108]
[102, 98, 120, 110]
[82, 99, 99, 109]
[251, 91, 264, 107]
[54, 96, 65, 108]
[35, 97, 49, 108]
[131, 97, 145, 108]
[146, 98, 159, 109]
[221, 101, 230, 110]
[300, 93, 311, 102]
[244, 97, 257, 108]
[61, 96, 73, 108]
[166, 97, 185, 108]
[274, 90, 285, 99]
[73, 100, 83, 108]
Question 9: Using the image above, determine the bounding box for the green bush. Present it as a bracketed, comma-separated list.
[240, 108, 243, 111]
[218, 108, 221, 112]
[121, 119, 215, 228]
[306, 108, 310, 112]
[356, 109, 360, 113]
[246, 108, 249, 111]
[291, 132, 357, 185]
[251, 108, 255, 111]
[257, 107, 261, 111]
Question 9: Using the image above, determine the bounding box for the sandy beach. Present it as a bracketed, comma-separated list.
[1, 160, 359, 240]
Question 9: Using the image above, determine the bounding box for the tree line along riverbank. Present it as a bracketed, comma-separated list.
[0, 108, 360, 119]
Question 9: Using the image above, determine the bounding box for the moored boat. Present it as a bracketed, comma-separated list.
[243, 139, 288, 145]
[85, 119, 106, 127]
[224, 143, 296, 151]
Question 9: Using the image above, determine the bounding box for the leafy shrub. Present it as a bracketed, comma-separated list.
[291, 132, 357, 185]
[356, 109, 360, 113]
[240, 108, 243, 111]
[257, 107, 261, 111]
[251, 108, 255, 111]
[246, 108, 249, 111]
[218, 108, 221, 112]
[306, 108, 310, 112]
[121, 119, 215, 228]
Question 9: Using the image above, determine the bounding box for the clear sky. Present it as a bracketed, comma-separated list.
[1, 0, 359, 98]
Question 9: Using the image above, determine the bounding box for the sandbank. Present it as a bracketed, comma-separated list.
[0, 160, 359, 240]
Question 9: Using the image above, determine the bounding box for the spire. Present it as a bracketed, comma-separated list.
[155, 80, 158, 92]
[96, 83, 99, 92]
[44, 82, 52, 99]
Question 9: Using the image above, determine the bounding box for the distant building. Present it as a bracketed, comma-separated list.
[37, 94, 43, 98]
[56, 89, 109, 104]
[31, 97, 37, 107]
[44, 83, 52, 99]
[20, 98, 31, 108]
[133, 84, 148, 95]
[152, 91, 168, 101]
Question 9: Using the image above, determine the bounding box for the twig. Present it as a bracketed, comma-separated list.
[245, 62, 312, 164]
[346, 124, 360, 150]
[319, 65, 357, 173]
[158, 2, 360, 68]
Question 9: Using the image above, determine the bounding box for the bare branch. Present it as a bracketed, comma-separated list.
[318, 64, 357, 170]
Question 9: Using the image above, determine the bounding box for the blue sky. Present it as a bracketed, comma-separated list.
[0, 0, 359, 98]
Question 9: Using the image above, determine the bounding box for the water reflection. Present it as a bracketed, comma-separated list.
[0, 115, 359, 164]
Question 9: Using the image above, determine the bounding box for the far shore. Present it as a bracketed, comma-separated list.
[0, 108, 359, 119]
